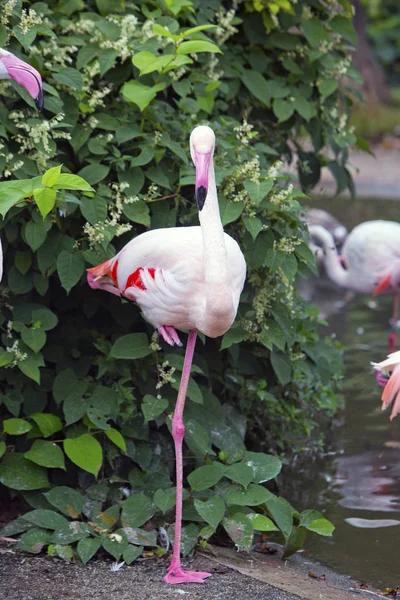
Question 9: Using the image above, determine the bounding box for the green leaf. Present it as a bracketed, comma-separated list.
[105, 428, 127, 452]
[225, 483, 273, 506]
[25, 221, 46, 252]
[32, 308, 58, 331]
[188, 464, 225, 491]
[0, 441, 6, 459]
[194, 497, 225, 531]
[177, 40, 221, 55]
[48, 543, 74, 561]
[21, 326, 46, 353]
[18, 352, 44, 384]
[110, 333, 151, 359]
[80, 196, 108, 224]
[77, 164, 110, 185]
[244, 180, 274, 205]
[121, 81, 159, 112]
[280, 254, 297, 282]
[123, 200, 150, 227]
[0, 454, 49, 490]
[42, 165, 62, 187]
[3, 418, 32, 435]
[53, 369, 79, 405]
[317, 79, 338, 99]
[15, 251, 32, 275]
[55, 173, 95, 191]
[24, 440, 66, 470]
[63, 435, 103, 477]
[121, 494, 155, 528]
[102, 529, 129, 560]
[184, 418, 214, 455]
[266, 496, 294, 540]
[218, 196, 244, 226]
[152, 24, 180, 40]
[330, 15, 357, 44]
[243, 452, 282, 483]
[17, 527, 51, 554]
[123, 544, 143, 565]
[225, 463, 254, 489]
[242, 216, 263, 241]
[50, 521, 92, 545]
[302, 19, 328, 47]
[220, 327, 246, 350]
[141, 394, 168, 423]
[222, 514, 253, 551]
[249, 514, 279, 532]
[300, 509, 334, 536]
[182, 24, 216, 37]
[23, 509, 69, 530]
[57, 250, 85, 294]
[273, 99, 294, 122]
[45, 486, 85, 518]
[30, 413, 63, 438]
[122, 527, 158, 547]
[241, 71, 271, 106]
[294, 95, 313, 121]
[54, 67, 83, 90]
[77, 537, 102, 565]
[270, 351, 292, 385]
[153, 487, 182, 512]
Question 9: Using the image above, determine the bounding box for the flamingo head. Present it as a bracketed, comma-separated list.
[0, 48, 44, 111]
[190, 125, 215, 211]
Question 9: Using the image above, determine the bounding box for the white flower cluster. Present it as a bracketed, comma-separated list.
[267, 160, 283, 179]
[6, 340, 28, 367]
[269, 183, 293, 206]
[234, 119, 257, 147]
[223, 156, 260, 201]
[30, 38, 78, 69]
[205, 55, 223, 81]
[215, 8, 238, 45]
[88, 86, 112, 110]
[156, 361, 176, 390]
[0, 0, 16, 26]
[19, 8, 42, 34]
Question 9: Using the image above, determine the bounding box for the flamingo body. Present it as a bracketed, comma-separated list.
[310, 220, 400, 294]
[88, 226, 245, 341]
[373, 351, 400, 420]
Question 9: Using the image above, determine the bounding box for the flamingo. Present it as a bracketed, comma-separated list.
[309, 220, 400, 353]
[0, 48, 44, 110]
[87, 125, 246, 584]
[304, 208, 348, 271]
[372, 351, 400, 420]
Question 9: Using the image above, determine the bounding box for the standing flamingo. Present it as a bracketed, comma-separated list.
[372, 351, 400, 420]
[87, 125, 246, 584]
[309, 220, 400, 353]
[0, 48, 44, 110]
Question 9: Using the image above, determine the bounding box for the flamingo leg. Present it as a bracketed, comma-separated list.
[389, 291, 399, 353]
[163, 329, 211, 585]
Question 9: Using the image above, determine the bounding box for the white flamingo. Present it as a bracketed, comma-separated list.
[309, 220, 400, 353]
[87, 125, 246, 584]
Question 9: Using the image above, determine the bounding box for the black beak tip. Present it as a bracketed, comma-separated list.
[35, 87, 44, 112]
[196, 186, 207, 211]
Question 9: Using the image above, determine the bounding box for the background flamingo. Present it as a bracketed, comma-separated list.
[0, 48, 43, 110]
[309, 220, 400, 354]
[303, 208, 348, 271]
[87, 125, 246, 584]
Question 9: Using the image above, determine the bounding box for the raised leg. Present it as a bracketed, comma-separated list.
[163, 329, 211, 585]
[159, 326, 183, 347]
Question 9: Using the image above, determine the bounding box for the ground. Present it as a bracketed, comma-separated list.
[0, 540, 379, 600]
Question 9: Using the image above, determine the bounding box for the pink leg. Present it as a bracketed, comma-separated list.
[163, 330, 211, 585]
[389, 291, 399, 353]
[159, 326, 183, 347]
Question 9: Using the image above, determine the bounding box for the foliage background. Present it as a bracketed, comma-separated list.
[0, 0, 354, 564]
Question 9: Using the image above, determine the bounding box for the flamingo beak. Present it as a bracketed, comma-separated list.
[3, 55, 44, 111]
[194, 150, 211, 211]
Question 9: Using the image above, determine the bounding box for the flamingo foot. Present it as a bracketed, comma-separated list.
[163, 566, 212, 584]
[159, 326, 183, 347]
[376, 370, 389, 388]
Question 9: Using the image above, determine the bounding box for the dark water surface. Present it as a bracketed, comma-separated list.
[287, 196, 400, 588]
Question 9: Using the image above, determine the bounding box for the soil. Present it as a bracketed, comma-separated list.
[0, 540, 380, 600]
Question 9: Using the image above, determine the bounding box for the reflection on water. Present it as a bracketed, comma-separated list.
[287, 197, 400, 588]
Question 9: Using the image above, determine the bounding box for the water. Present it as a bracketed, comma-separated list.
[286, 196, 400, 588]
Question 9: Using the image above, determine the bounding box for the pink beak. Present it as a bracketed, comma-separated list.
[1, 52, 44, 111]
[194, 150, 211, 211]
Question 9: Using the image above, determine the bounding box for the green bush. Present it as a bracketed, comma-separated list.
[0, 0, 352, 563]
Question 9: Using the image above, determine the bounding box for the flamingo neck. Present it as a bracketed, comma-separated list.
[198, 157, 233, 321]
[309, 225, 350, 288]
